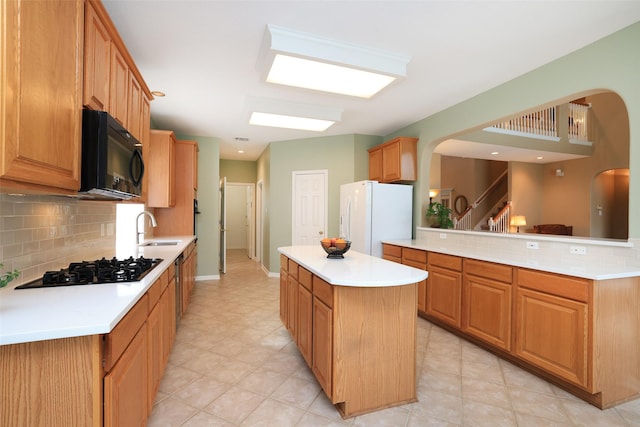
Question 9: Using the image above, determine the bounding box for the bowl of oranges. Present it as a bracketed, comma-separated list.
[320, 237, 351, 259]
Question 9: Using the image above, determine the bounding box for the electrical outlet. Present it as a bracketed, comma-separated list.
[439, 233, 447, 239]
[570, 246, 587, 255]
[526, 241, 539, 249]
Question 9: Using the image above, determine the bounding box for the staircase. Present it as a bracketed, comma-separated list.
[454, 170, 508, 231]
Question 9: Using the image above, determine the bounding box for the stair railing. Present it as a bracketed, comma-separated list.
[454, 169, 508, 230]
[489, 201, 512, 233]
[568, 101, 590, 143]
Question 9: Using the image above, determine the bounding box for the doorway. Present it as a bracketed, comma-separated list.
[226, 182, 256, 259]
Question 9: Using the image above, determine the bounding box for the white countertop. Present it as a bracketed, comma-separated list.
[384, 238, 640, 280]
[278, 245, 428, 286]
[0, 236, 196, 346]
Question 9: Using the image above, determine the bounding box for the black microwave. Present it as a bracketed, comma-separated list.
[80, 110, 144, 199]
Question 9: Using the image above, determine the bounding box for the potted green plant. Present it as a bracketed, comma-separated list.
[426, 202, 454, 229]
[0, 263, 20, 288]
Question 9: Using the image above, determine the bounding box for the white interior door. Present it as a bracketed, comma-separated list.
[219, 176, 227, 273]
[246, 184, 255, 259]
[292, 170, 328, 245]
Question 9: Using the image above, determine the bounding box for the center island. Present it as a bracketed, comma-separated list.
[278, 245, 428, 418]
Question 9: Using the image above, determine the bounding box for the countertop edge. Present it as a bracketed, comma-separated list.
[382, 239, 640, 281]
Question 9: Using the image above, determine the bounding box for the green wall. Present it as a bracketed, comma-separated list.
[220, 159, 257, 183]
[385, 21, 640, 238]
[262, 134, 375, 272]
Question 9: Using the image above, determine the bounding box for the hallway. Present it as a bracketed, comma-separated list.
[148, 250, 640, 426]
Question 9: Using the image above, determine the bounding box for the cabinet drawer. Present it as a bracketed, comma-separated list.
[288, 260, 299, 280]
[402, 247, 427, 265]
[280, 254, 289, 271]
[382, 243, 402, 259]
[104, 294, 149, 371]
[518, 268, 590, 303]
[403, 259, 427, 271]
[429, 252, 462, 271]
[146, 277, 163, 309]
[464, 259, 512, 284]
[299, 267, 312, 291]
[313, 276, 333, 308]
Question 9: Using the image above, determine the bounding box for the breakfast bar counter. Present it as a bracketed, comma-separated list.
[278, 245, 427, 418]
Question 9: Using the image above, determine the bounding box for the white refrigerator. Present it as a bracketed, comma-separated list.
[339, 180, 413, 258]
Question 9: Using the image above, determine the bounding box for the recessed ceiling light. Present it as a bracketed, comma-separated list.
[238, 150, 245, 154]
[258, 25, 410, 98]
[537, 156, 544, 160]
[151, 90, 165, 97]
[491, 151, 500, 155]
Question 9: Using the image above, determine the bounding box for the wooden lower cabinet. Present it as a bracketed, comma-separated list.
[426, 253, 463, 328]
[515, 268, 591, 391]
[462, 259, 513, 351]
[281, 255, 417, 418]
[104, 325, 148, 427]
[312, 296, 333, 397]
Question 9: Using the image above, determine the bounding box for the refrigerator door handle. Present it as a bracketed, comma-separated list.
[344, 199, 351, 239]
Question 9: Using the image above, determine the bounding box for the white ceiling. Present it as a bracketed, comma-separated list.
[102, 1, 640, 161]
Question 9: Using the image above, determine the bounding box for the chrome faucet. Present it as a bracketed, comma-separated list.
[136, 211, 158, 245]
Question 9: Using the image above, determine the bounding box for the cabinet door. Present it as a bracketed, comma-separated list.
[287, 275, 298, 338]
[515, 288, 589, 389]
[147, 300, 162, 412]
[104, 325, 148, 427]
[403, 259, 427, 314]
[148, 130, 177, 208]
[368, 147, 383, 181]
[462, 275, 511, 350]
[280, 268, 288, 325]
[110, 46, 129, 126]
[1, 0, 83, 192]
[382, 141, 401, 182]
[312, 298, 333, 399]
[127, 73, 142, 140]
[297, 285, 313, 365]
[165, 279, 177, 358]
[426, 265, 462, 328]
[83, 1, 111, 111]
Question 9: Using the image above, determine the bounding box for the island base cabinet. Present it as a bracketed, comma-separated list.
[332, 284, 417, 418]
[515, 288, 589, 390]
[0, 335, 103, 427]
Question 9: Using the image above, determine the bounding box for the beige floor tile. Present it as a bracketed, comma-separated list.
[151, 250, 640, 426]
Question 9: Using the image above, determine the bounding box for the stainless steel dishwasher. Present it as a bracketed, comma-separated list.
[174, 253, 184, 324]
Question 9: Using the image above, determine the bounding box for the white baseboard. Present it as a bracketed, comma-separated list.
[196, 274, 220, 281]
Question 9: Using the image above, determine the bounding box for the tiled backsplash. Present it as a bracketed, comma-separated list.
[415, 227, 640, 276]
[0, 194, 117, 286]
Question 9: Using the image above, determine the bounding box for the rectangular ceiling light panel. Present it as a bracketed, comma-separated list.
[250, 112, 335, 131]
[259, 25, 410, 98]
[268, 54, 396, 98]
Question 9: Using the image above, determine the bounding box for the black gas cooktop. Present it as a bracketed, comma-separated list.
[15, 256, 163, 289]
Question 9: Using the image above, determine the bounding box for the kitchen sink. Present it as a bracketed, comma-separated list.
[139, 241, 179, 247]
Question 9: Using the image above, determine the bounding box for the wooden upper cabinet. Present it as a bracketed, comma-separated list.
[140, 95, 151, 203]
[83, 0, 111, 111]
[110, 47, 129, 126]
[0, 0, 84, 194]
[368, 146, 383, 182]
[147, 130, 177, 208]
[368, 137, 418, 183]
[127, 72, 142, 140]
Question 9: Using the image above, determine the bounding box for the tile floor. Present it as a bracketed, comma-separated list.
[148, 250, 640, 426]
